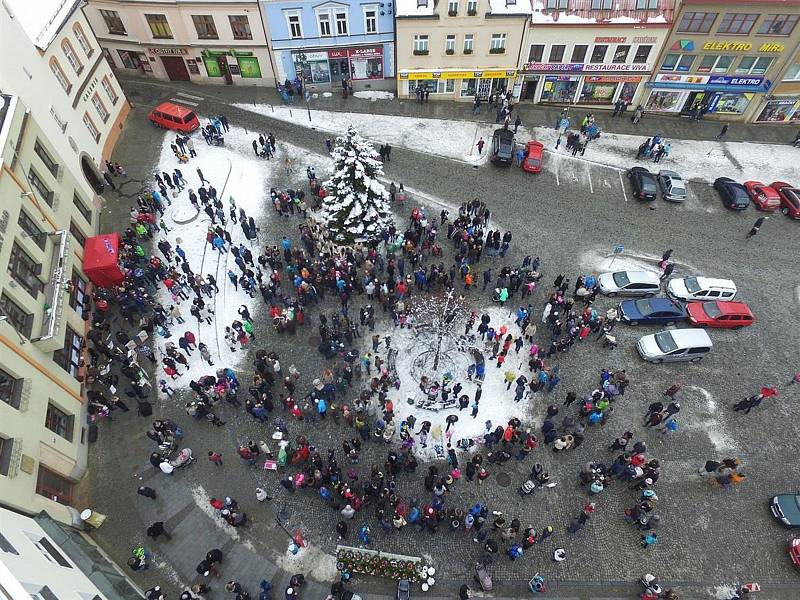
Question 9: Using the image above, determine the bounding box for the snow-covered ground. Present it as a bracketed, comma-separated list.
[352, 90, 394, 101]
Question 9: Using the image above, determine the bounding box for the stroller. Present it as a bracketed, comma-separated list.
[603, 333, 617, 349]
[210, 132, 225, 146]
[519, 478, 536, 497]
[529, 573, 547, 594]
[169, 448, 195, 469]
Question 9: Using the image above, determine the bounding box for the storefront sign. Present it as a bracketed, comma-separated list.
[350, 46, 383, 58]
[327, 49, 349, 59]
[399, 70, 515, 80]
[653, 73, 709, 85]
[595, 36, 626, 43]
[522, 62, 648, 73]
[633, 36, 658, 44]
[149, 47, 187, 56]
[585, 75, 642, 83]
[584, 63, 649, 72]
[707, 76, 766, 87]
[703, 41, 752, 51]
[759, 43, 785, 53]
[648, 73, 769, 93]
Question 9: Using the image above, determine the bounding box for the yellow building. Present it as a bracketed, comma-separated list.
[395, 0, 530, 100]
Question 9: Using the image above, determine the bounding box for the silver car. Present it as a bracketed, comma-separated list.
[598, 271, 661, 297]
[658, 170, 687, 202]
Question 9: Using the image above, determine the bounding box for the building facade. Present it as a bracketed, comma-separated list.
[517, 0, 674, 108]
[84, 0, 276, 85]
[259, 0, 395, 92]
[0, 0, 128, 526]
[645, 0, 800, 122]
[757, 45, 800, 122]
[395, 0, 529, 101]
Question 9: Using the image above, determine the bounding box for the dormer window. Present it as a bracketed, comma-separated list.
[417, 0, 427, 7]
[506, 0, 516, 5]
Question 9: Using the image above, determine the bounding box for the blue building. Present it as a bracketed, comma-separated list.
[259, 0, 395, 91]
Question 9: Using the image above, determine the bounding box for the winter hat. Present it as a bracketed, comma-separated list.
[553, 548, 566, 562]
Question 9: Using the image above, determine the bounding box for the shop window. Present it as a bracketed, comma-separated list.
[72, 23, 93, 57]
[467, 0, 478, 15]
[101, 76, 118, 105]
[714, 93, 751, 115]
[717, 13, 758, 35]
[549, 45, 565, 63]
[528, 44, 544, 62]
[590, 45, 607, 63]
[286, 13, 302, 39]
[335, 12, 348, 35]
[546, 0, 568, 8]
[34, 140, 59, 178]
[318, 12, 332, 37]
[735, 56, 772, 75]
[464, 34, 474, 54]
[412, 79, 455, 94]
[541, 76, 579, 103]
[364, 8, 378, 34]
[0, 294, 33, 339]
[571, 45, 587, 63]
[612, 45, 630, 63]
[414, 35, 429, 54]
[490, 34, 506, 54]
[18, 209, 46, 250]
[758, 14, 799, 36]
[49, 58, 71, 93]
[229, 15, 252, 40]
[633, 45, 652, 63]
[446, 35, 456, 54]
[61, 39, 83, 74]
[91, 93, 109, 123]
[591, 0, 612, 9]
[99, 9, 126, 35]
[116, 50, 139, 70]
[635, 0, 658, 8]
[192, 15, 218, 40]
[27, 168, 53, 206]
[677, 11, 717, 34]
[83, 112, 101, 142]
[68, 269, 88, 314]
[36, 466, 75, 506]
[0, 368, 22, 410]
[73, 192, 92, 223]
[448, 0, 458, 16]
[53, 325, 83, 379]
[783, 63, 800, 81]
[460, 78, 477, 97]
[145, 14, 173, 39]
[646, 90, 683, 111]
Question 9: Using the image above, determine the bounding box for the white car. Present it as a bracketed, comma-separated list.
[667, 276, 737, 302]
[598, 271, 661, 297]
[657, 170, 687, 202]
[637, 328, 712, 363]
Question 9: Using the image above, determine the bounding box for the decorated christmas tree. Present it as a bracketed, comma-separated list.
[319, 126, 393, 246]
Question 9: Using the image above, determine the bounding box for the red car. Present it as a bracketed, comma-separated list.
[148, 101, 200, 133]
[522, 141, 544, 173]
[769, 181, 800, 218]
[790, 538, 800, 568]
[686, 300, 754, 329]
[743, 181, 781, 211]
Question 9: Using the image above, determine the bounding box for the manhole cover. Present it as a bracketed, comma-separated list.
[308, 335, 321, 347]
[495, 472, 511, 488]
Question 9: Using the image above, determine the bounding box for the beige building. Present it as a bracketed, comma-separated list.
[645, 0, 800, 122]
[84, 0, 276, 85]
[753, 41, 800, 123]
[395, 0, 530, 101]
[0, 0, 129, 525]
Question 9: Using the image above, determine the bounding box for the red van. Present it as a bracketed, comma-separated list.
[148, 102, 200, 132]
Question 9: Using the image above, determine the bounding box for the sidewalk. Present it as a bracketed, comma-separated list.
[117, 73, 797, 145]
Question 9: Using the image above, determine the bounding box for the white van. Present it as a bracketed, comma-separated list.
[637, 328, 713, 363]
[667, 276, 737, 302]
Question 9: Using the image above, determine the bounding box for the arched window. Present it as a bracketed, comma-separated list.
[49, 57, 71, 93]
[72, 23, 93, 57]
[61, 39, 83, 73]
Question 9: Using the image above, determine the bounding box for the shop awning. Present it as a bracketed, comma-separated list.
[83, 233, 124, 288]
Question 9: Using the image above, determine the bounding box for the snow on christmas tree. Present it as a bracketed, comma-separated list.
[318, 126, 393, 246]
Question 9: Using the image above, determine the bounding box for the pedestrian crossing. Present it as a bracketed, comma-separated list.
[169, 98, 198, 107]
[168, 91, 205, 107]
[176, 91, 204, 101]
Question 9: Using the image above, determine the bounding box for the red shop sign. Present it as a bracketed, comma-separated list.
[327, 49, 349, 59]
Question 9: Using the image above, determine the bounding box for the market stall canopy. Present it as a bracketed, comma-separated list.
[83, 233, 124, 287]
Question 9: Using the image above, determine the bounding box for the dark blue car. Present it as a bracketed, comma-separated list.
[619, 297, 686, 326]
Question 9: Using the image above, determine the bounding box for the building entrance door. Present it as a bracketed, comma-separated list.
[476, 78, 492, 99]
[161, 56, 190, 81]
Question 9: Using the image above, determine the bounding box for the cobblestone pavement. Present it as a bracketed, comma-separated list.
[83, 77, 800, 600]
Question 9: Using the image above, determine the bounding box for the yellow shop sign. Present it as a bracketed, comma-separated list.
[400, 69, 516, 80]
[703, 42, 752, 51]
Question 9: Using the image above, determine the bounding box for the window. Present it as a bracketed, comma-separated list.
[467, 0, 478, 14]
[24, 533, 71, 568]
[545, 0, 568, 8]
[591, 0, 613, 9]
[99, 9, 125, 35]
[8, 243, 43, 297]
[661, 53, 678, 70]
[34, 140, 59, 178]
[528, 44, 544, 62]
[49, 58, 71, 93]
[698, 54, 733, 73]
[46, 403, 74, 442]
[677, 11, 717, 33]
[784, 63, 800, 81]
[635, 0, 658, 8]
[571, 45, 587, 62]
[335, 11, 348, 35]
[145, 14, 172, 39]
[61, 40, 83, 74]
[446, 34, 456, 53]
[364, 8, 377, 34]
[612, 45, 630, 63]
[735, 56, 773, 75]
[28, 168, 53, 206]
[72, 23, 93, 56]
[91, 94, 109, 123]
[590, 45, 607, 63]
[83, 112, 100, 142]
[758, 14, 800, 36]
[229, 15, 252, 40]
[661, 53, 695, 71]
[414, 35, 429, 54]
[0, 368, 22, 410]
[53, 326, 83, 379]
[0, 527, 17, 551]
[68, 269, 87, 313]
[549, 45, 565, 62]
[18, 210, 46, 250]
[287, 13, 302, 38]
[490, 34, 506, 53]
[191, 15, 218, 39]
[448, 0, 458, 15]
[464, 34, 473, 53]
[0, 294, 33, 339]
[318, 12, 332, 36]
[101, 76, 118, 105]
[633, 45, 652, 63]
[713, 56, 734, 73]
[69, 221, 86, 247]
[73, 193, 92, 223]
[717, 13, 758, 35]
[677, 54, 696, 71]
[32, 586, 60, 600]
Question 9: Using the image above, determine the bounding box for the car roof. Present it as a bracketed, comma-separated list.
[647, 297, 682, 310]
[712, 301, 753, 316]
[769, 181, 793, 190]
[658, 170, 681, 179]
[631, 167, 654, 175]
[615, 270, 660, 283]
[667, 328, 712, 347]
[527, 140, 543, 149]
[154, 101, 195, 118]
[692, 277, 736, 289]
[494, 129, 514, 140]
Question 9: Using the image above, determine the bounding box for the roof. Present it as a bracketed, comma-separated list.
[396, 0, 437, 17]
[153, 102, 197, 118]
[664, 328, 712, 345]
[488, 0, 532, 15]
[620, 270, 660, 283]
[0, 95, 18, 162]
[5, 0, 81, 50]
[692, 277, 737, 288]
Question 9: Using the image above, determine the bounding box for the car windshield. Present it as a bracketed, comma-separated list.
[612, 272, 630, 287]
[684, 277, 701, 293]
[702, 303, 721, 318]
[672, 182, 686, 194]
[183, 112, 197, 123]
[642, 177, 657, 192]
[786, 189, 800, 208]
[654, 331, 677, 353]
[634, 299, 654, 316]
[732, 186, 749, 202]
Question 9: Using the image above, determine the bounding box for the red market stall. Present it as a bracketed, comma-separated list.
[83, 233, 124, 287]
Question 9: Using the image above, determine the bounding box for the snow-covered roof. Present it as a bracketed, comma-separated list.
[531, 10, 596, 24]
[6, 0, 81, 50]
[396, 0, 437, 17]
[488, 0, 532, 16]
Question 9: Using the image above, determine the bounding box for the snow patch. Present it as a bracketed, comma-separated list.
[488, 0, 532, 15]
[710, 585, 738, 600]
[154, 559, 188, 589]
[396, 0, 435, 16]
[189, 484, 241, 540]
[353, 91, 395, 101]
[274, 544, 338, 581]
[579, 249, 662, 275]
[6, 0, 76, 49]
